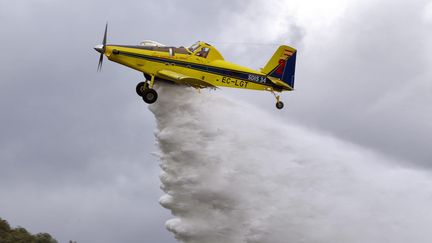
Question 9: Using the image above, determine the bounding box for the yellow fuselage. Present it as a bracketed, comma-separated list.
[103, 43, 288, 92]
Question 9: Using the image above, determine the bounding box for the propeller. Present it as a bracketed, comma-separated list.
[94, 23, 108, 71]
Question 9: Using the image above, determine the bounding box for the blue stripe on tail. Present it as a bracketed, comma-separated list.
[282, 51, 296, 88]
[269, 51, 297, 88]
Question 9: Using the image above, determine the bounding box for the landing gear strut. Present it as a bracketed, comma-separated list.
[136, 75, 158, 104]
[268, 89, 284, 109]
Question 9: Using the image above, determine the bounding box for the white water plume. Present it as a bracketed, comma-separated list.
[149, 83, 432, 243]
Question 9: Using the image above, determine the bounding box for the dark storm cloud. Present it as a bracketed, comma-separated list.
[0, 0, 245, 242]
[0, 0, 245, 183]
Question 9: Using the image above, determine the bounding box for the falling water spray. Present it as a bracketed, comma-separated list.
[149, 83, 432, 243]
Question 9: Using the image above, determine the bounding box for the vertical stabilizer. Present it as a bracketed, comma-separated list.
[262, 45, 297, 89]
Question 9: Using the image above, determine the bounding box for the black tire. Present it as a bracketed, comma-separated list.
[136, 82, 149, 97]
[276, 101, 284, 109]
[142, 89, 158, 104]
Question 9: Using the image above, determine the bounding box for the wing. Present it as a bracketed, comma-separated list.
[157, 70, 217, 89]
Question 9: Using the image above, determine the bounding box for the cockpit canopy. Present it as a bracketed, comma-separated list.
[188, 41, 224, 61]
[134, 40, 224, 60]
[139, 40, 165, 47]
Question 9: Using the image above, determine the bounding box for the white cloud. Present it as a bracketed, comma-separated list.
[216, 0, 432, 166]
[424, 1, 432, 22]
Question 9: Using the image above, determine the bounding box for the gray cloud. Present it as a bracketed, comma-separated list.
[214, 0, 432, 167]
[1, 0, 431, 242]
[288, 0, 432, 166]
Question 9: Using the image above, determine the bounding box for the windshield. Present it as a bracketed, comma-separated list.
[188, 42, 201, 52]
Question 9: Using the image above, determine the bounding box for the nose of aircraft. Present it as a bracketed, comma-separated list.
[94, 44, 104, 53]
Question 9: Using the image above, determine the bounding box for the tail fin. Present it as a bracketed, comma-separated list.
[262, 45, 297, 89]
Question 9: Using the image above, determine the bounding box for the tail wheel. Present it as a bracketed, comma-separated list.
[276, 101, 284, 109]
[136, 82, 149, 97]
[142, 89, 158, 104]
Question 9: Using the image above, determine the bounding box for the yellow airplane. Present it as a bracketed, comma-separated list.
[94, 24, 297, 109]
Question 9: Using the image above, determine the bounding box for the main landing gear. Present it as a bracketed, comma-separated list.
[136, 75, 158, 104]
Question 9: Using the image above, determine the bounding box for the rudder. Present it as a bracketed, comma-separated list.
[262, 45, 297, 89]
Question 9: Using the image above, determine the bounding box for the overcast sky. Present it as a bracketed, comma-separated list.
[0, 0, 431, 242]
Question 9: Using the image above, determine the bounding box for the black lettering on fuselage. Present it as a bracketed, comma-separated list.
[220, 76, 248, 88]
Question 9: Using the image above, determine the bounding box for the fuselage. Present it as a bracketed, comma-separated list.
[102, 42, 288, 92]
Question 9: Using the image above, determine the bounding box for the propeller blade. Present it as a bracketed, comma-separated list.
[102, 23, 108, 48]
[96, 22, 108, 72]
[97, 53, 104, 71]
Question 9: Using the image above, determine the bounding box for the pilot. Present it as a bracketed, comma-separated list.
[201, 48, 209, 58]
[196, 48, 208, 58]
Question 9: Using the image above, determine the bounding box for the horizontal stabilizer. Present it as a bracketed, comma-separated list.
[267, 77, 292, 90]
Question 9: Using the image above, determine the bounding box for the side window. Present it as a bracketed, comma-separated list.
[195, 47, 210, 58]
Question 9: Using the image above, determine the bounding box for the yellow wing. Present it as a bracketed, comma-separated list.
[157, 70, 217, 89]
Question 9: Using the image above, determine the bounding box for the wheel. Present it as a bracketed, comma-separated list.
[276, 101, 284, 109]
[136, 82, 149, 97]
[142, 89, 158, 104]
